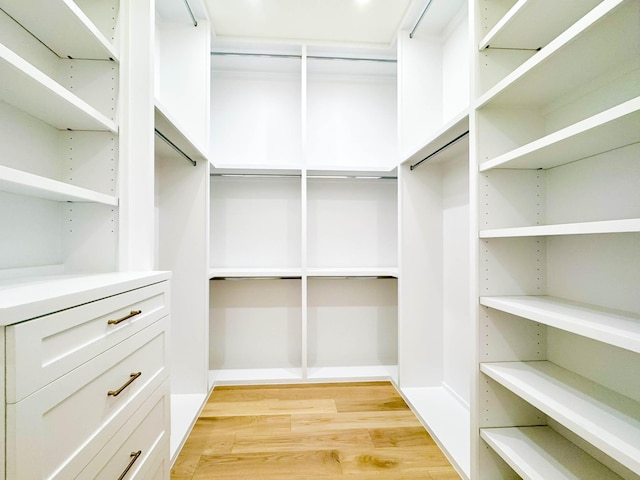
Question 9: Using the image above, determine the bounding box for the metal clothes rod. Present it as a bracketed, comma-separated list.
[410, 130, 469, 170]
[210, 51, 397, 63]
[410, 0, 435, 39]
[154, 129, 196, 167]
[183, 0, 198, 27]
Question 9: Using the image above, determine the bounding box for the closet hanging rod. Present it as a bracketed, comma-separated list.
[184, 0, 198, 27]
[210, 51, 397, 63]
[410, 0, 435, 39]
[154, 129, 196, 166]
[410, 130, 469, 170]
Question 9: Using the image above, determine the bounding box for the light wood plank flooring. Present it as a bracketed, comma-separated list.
[171, 382, 461, 479]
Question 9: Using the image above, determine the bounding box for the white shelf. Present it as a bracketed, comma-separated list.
[0, 165, 118, 205]
[170, 393, 208, 463]
[209, 368, 303, 386]
[481, 426, 623, 480]
[208, 267, 302, 279]
[1, 0, 119, 60]
[0, 271, 171, 326]
[477, 0, 631, 108]
[480, 218, 640, 238]
[401, 109, 469, 167]
[154, 102, 209, 163]
[306, 365, 398, 382]
[479, 96, 640, 171]
[306, 267, 398, 278]
[402, 386, 470, 479]
[480, 296, 640, 354]
[479, 0, 602, 50]
[480, 361, 640, 473]
[0, 43, 117, 132]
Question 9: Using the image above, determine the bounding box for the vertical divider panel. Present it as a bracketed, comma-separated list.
[301, 46, 308, 379]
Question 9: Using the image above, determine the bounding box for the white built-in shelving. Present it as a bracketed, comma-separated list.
[473, 0, 640, 478]
[397, 1, 471, 477]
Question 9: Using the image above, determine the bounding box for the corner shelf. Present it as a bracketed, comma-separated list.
[477, 0, 633, 107]
[479, 96, 640, 171]
[480, 296, 640, 354]
[481, 361, 640, 473]
[479, 0, 602, 50]
[481, 426, 623, 480]
[1, 0, 119, 60]
[479, 218, 640, 238]
[0, 165, 118, 205]
[0, 44, 117, 132]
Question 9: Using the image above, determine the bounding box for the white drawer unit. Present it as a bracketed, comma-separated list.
[5, 281, 169, 403]
[0, 273, 171, 480]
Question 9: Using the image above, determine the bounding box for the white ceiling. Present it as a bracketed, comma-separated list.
[204, 0, 415, 47]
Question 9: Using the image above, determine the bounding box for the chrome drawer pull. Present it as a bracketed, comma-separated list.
[117, 450, 142, 480]
[108, 310, 142, 326]
[107, 372, 142, 397]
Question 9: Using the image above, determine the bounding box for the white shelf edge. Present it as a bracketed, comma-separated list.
[306, 267, 399, 278]
[2, 0, 119, 61]
[400, 109, 470, 167]
[479, 218, 640, 238]
[208, 268, 302, 279]
[401, 386, 471, 479]
[0, 44, 117, 132]
[480, 295, 640, 354]
[154, 101, 209, 162]
[480, 96, 640, 171]
[478, 0, 529, 50]
[0, 165, 118, 205]
[170, 393, 208, 464]
[480, 361, 640, 473]
[306, 365, 398, 381]
[481, 426, 623, 480]
[209, 368, 304, 386]
[476, 0, 624, 108]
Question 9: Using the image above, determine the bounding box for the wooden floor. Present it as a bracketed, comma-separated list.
[171, 382, 461, 479]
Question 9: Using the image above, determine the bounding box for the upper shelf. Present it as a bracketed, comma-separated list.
[209, 267, 302, 279]
[477, 0, 635, 108]
[0, 0, 119, 60]
[481, 361, 640, 474]
[307, 267, 398, 279]
[479, 0, 602, 51]
[480, 295, 640, 354]
[479, 96, 640, 171]
[481, 426, 623, 480]
[154, 101, 209, 164]
[0, 44, 117, 132]
[0, 165, 118, 206]
[479, 218, 640, 239]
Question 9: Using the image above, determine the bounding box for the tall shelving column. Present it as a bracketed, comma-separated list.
[396, 0, 471, 477]
[154, 0, 212, 462]
[472, 0, 640, 478]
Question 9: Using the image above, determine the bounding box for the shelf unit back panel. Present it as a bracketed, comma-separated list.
[306, 57, 397, 170]
[209, 279, 302, 370]
[210, 54, 302, 168]
[210, 175, 302, 269]
[307, 178, 397, 269]
[307, 277, 397, 368]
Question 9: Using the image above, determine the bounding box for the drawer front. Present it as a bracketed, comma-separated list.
[79, 380, 170, 480]
[6, 318, 169, 480]
[6, 280, 169, 403]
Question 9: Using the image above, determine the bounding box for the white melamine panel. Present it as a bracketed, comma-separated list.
[79, 382, 169, 480]
[0, 0, 119, 60]
[480, 361, 640, 474]
[6, 282, 168, 402]
[481, 426, 623, 480]
[307, 277, 397, 369]
[209, 279, 302, 370]
[442, 9, 470, 122]
[481, 219, 640, 238]
[210, 175, 301, 269]
[306, 57, 397, 170]
[210, 54, 302, 168]
[6, 320, 168, 480]
[307, 178, 397, 269]
[479, 0, 602, 50]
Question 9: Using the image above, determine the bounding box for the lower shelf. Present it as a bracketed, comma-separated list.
[481, 426, 623, 480]
[306, 365, 398, 382]
[170, 393, 208, 463]
[401, 386, 470, 479]
[209, 368, 304, 386]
